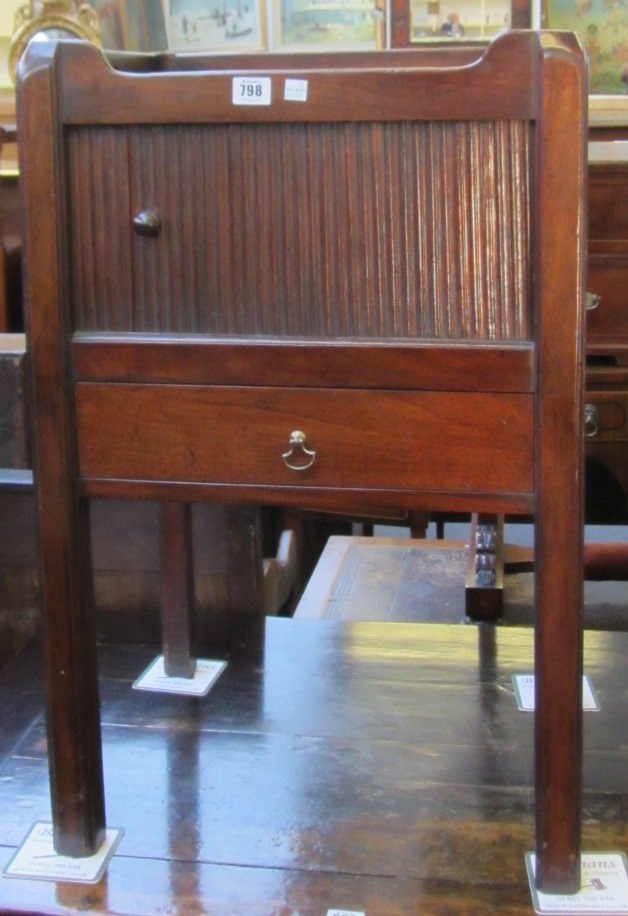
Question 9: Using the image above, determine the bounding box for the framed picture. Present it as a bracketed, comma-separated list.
[91, 1, 125, 48]
[165, 0, 267, 52]
[390, 0, 530, 46]
[276, 0, 380, 51]
[407, 0, 511, 42]
[91, 0, 168, 51]
[543, 0, 628, 95]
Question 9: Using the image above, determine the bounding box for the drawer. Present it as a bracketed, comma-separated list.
[588, 166, 628, 242]
[584, 391, 628, 442]
[75, 384, 534, 495]
[586, 257, 628, 342]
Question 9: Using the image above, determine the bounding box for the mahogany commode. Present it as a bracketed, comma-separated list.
[17, 31, 587, 893]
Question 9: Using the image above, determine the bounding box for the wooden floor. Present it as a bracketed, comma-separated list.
[0, 618, 626, 915]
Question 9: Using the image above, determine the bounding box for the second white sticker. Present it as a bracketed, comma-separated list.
[284, 78, 308, 102]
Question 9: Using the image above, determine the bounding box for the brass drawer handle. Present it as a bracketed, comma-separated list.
[584, 403, 598, 438]
[586, 292, 601, 312]
[282, 430, 316, 471]
[133, 209, 162, 237]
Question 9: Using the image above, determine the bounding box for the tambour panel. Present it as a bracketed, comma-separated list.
[75, 383, 534, 494]
[67, 120, 531, 340]
[67, 127, 134, 330]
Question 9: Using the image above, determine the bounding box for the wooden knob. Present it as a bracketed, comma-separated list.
[133, 209, 161, 237]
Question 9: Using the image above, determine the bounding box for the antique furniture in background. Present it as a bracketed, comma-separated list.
[17, 31, 586, 893]
[584, 140, 628, 522]
[0, 124, 19, 332]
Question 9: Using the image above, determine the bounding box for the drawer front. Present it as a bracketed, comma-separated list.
[75, 384, 534, 495]
[588, 166, 628, 243]
[586, 259, 628, 342]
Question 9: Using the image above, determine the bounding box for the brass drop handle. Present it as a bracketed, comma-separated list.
[133, 209, 162, 237]
[586, 292, 601, 312]
[584, 403, 598, 439]
[282, 430, 316, 471]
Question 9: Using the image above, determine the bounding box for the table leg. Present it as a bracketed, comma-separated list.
[160, 502, 196, 678]
[40, 496, 106, 857]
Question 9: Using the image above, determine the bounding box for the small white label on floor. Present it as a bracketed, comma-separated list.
[3, 822, 123, 884]
[513, 674, 600, 711]
[133, 656, 226, 696]
[526, 852, 628, 913]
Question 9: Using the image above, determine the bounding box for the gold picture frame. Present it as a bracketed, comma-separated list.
[9, 1, 101, 83]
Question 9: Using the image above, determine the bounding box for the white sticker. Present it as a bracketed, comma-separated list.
[133, 656, 226, 696]
[526, 852, 628, 913]
[327, 911, 366, 916]
[512, 674, 600, 712]
[284, 78, 308, 102]
[232, 76, 271, 106]
[3, 822, 123, 884]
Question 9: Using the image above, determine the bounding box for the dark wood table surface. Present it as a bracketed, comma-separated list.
[0, 617, 625, 914]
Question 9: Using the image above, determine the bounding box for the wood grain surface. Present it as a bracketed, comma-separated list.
[0, 618, 625, 915]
